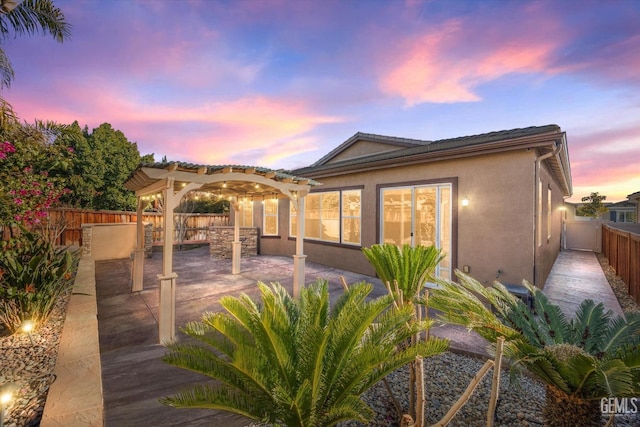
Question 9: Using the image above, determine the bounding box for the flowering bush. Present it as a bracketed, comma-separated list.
[0, 141, 71, 232]
[0, 140, 77, 334]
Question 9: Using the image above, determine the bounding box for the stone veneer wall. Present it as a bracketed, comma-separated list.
[82, 222, 153, 258]
[209, 226, 258, 258]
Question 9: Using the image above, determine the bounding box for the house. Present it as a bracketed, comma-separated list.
[605, 199, 637, 223]
[255, 125, 572, 288]
[628, 191, 640, 223]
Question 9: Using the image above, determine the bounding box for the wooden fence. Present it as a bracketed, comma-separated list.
[602, 223, 640, 305]
[44, 208, 230, 246]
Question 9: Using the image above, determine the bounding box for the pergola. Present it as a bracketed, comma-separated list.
[124, 162, 321, 343]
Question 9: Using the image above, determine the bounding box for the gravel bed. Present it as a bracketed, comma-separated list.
[596, 253, 640, 316]
[339, 351, 639, 426]
[340, 351, 544, 427]
[0, 288, 71, 427]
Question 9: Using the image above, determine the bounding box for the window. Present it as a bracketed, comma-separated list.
[537, 179, 542, 247]
[237, 201, 253, 227]
[290, 189, 361, 245]
[618, 211, 637, 223]
[547, 185, 552, 241]
[263, 198, 278, 235]
[342, 190, 361, 245]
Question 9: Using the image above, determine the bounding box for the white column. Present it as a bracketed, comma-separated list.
[159, 178, 177, 344]
[292, 194, 306, 298]
[132, 197, 145, 292]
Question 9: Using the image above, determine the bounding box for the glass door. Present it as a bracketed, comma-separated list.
[381, 184, 451, 279]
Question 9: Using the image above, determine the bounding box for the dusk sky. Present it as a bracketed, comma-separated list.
[3, 0, 640, 202]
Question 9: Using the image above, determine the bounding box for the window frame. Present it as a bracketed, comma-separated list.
[289, 187, 362, 246]
[262, 197, 278, 236]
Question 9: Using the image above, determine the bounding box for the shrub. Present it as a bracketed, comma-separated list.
[0, 228, 78, 333]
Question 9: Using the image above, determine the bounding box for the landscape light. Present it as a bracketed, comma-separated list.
[21, 320, 35, 345]
[0, 382, 17, 427]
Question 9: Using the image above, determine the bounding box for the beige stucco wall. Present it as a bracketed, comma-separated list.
[259, 148, 568, 288]
[82, 223, 137, 261]
[327, 140, 405, 164]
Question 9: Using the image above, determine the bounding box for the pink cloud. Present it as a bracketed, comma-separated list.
[567, 124, 640, 201]
[377, 6, 569, 106]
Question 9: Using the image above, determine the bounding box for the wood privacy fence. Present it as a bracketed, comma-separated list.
[602, 223, 640, 305]
[44, 208, 230, 246]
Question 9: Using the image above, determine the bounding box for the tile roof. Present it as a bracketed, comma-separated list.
[293, 125, 562, 175]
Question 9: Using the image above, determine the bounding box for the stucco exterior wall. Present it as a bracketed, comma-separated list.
[534, 160, 567, 288]
[327, 140, 404, 164]
[82, 223, 137, 261]
[260, 149, 555, 287]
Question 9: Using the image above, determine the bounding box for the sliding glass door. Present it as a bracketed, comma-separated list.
[381, 184, 451, 279]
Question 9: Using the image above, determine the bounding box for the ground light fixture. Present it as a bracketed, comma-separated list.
[0, 382, 17, 427]
[21, 319, 35, 345]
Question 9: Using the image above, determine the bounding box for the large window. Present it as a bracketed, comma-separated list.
[237, 201, 253, 227]
[547, 185, 552, 241]
[263, 198, 278, 235]
[380, 183, 451, 279]
[290, 189, 361, 245]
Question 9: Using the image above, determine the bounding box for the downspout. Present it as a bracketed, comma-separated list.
[533, 141, 562, 286]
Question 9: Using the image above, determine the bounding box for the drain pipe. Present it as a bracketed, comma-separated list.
[533, 140, 562, 286]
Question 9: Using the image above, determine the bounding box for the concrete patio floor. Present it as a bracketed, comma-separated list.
[96, 247, 623, 427]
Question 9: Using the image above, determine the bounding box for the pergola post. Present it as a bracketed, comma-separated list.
[293, 193, 307, 298]
[132, 197, 145, 292]
[158, 177, 177, 344]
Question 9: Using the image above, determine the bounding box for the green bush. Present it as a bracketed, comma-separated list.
[0, 228, 78, 333]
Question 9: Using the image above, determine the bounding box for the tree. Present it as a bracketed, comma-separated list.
[161, 280, 448, 426]
[430, 272, 640, 427]
[0, 0, 70, 89]
[576, 192, 608, 218]
[59, 121, 103, 207]
[85, 123, 147, 211]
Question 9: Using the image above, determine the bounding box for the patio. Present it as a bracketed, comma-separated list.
[96, 247, 623, 426]
[97, 246, 489, 426]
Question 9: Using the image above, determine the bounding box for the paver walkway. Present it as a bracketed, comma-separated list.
[96, 248, 623, 426]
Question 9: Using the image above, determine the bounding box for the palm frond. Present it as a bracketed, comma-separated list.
[569, 299, 610, 352]
[530, 288, 570, 345]
[590, 359, 636, 398]
[160, 383, 270, 422]
[1, 0, 70, 42]
[362, 243, 444, 303]
[600, 311, 640, 355]
[0, 47, 14, 88]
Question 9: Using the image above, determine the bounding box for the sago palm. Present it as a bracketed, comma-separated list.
[362, 243, 445, 305]
[161, 280, 448, 427]
[362, 243, 446, 426]
[430, 271, 640, 427]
